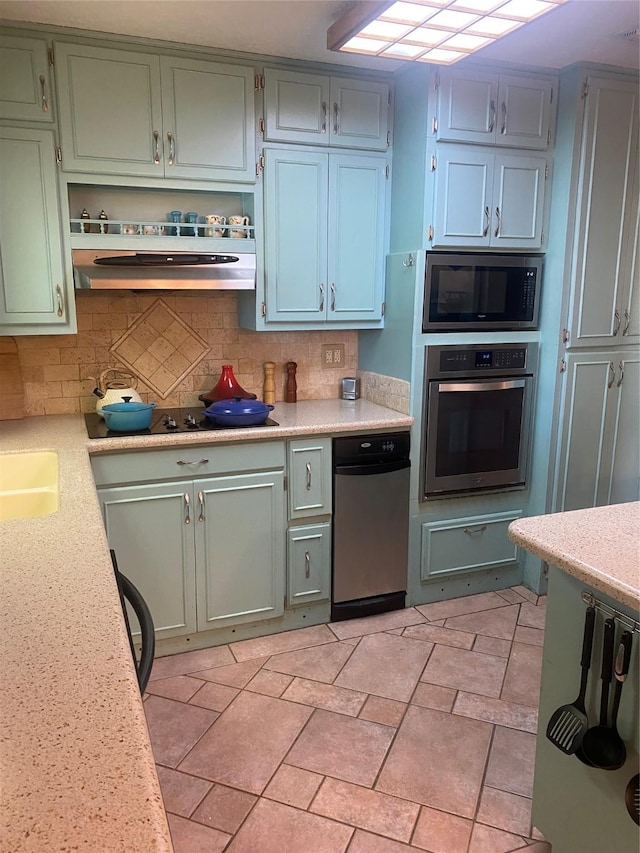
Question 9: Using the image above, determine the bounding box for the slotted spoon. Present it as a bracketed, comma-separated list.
[546, 605, 595, 754]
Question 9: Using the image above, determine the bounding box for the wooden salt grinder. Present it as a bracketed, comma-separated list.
[285, 361, 297, 403]
[263, 361, 276, 405]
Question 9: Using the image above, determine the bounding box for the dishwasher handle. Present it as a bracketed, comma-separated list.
[334, 459, 411, 476]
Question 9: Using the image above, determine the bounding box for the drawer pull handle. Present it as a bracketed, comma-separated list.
[177, 458, 209, 465]
[613, 309, 621, 336]
[198, 490, 205, 522]
[55, 283, 64, 317]
[305, 550, 311, 578]
[184, 492, 191, 525]
[39, 74, 48, 113]
[464, 525, 487, 535]
[167, 131, 175, 166]
[306, 461, 312, 490]
[153, 130, 161, 164]
[321, 101, 327, 134]
[607, 361, 616, 389]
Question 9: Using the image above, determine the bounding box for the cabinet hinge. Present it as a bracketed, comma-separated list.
[427, 225, 434, 241]
[258, 117, 265, 135]
[434, 71, 440, 92]
[261, 301, 266, 317]
[581, 79, 589, 99]
[255, 73, 264, 91]
[430, 155, 436, 171]
[545, 162, 549, 179]
[388, 90, 392, 106]
[540, 229, 544, 245]
[432, 117, 438, 134]
[283, 475, 288, 491]
[386, 130, 391, 147]
[256, 151, 265, 177]
[562, 328, 570, 344]
[381, 301, 385, 316]
[385, 163, 390, 179]
[48, 47, 54, 66]
[55, 146, 62, 165]
[560, 358, 566, 373]
[547, 129, 551, 146]
[550, 88, 554, 104]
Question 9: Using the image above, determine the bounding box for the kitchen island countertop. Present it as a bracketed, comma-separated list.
[0, 399, 412, 853]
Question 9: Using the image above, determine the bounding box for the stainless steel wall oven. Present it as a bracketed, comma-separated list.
[422, 343, 538, 500]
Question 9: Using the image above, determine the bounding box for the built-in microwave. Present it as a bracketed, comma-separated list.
[422, 252, 542, 332]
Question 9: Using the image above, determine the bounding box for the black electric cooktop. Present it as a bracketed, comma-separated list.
[85, 407, 279, 439]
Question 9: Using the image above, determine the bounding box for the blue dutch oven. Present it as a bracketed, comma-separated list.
[202, 396, 273, 427]
[102, 399, 157, 431]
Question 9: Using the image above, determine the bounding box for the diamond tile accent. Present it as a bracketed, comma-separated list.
[109, 298, 209, 398]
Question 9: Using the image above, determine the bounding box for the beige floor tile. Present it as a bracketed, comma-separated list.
[328, 607, 426, 640]
[411, 806, 473, 853]
[188, 681, 240, 712]
[191, 658, 265, 688]
[347, 829, 418, 852]
[453, 692, 538, 734]
[472, 635, 512, 658]
[501, 643, 543, 708]
[262, 764, 323, 809]
[496, 588, 528, 605]
[444, 604, 519, 641]
[477, 786, 532, 836]
[415, 592, 510, 622]
[286, 708, 395, 787]
[178, 691, 312, 793]
[421, 645, 507, 698]
[150, 645, 235, 680]
[376, 706, 492, 818]
[402, 623, 475, 649]
[411, 683, 457, 713]
[245, 669, 293, 697]
[145, 675, 205, 703]
[511, 585, 539, 605]
[225, 798, 353, 853]
[190, 784, 258, 834]
[229, 624, 337, 661]
[167, 812, 231, 853]
[155, 766, 212, 818]
[484, 727, 537, 798]
[513, 626, 545, 647]
[335, 633, 433, 701]
[311, 778, 419, 842]
[263, 642, 354, 683]
[359, 695, 407, 727]
[144, 695, 218, 768]
[517, 603, 547, 630]
[467, 821, 527, 853]
[282, 676, 367, 716]
[522, 842, 552, 852]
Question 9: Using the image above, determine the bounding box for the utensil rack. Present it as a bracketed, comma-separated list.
[581, 590, 640, 634]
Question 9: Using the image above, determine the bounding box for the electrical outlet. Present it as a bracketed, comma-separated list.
[321, 343, 345, 369]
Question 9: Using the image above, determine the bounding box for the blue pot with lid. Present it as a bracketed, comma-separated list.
[102, 399, 157, 431]
[202, 396, 273, 427]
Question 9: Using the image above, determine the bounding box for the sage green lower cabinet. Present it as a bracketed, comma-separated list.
[287, 437, 332, 519]
[287, 522, 331, 607]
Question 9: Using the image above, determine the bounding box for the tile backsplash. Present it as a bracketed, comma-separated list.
[16, 292, 359, 416]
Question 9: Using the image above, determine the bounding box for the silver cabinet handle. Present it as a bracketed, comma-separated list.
[494, 207, 501, 238]
[39, 74, 48, 113]
[321, 101, 327, 134]
[617, 361, 625, 387]
[55, 284, 64, 318]
[464, 525, 487, 535]
[184, 492, 191, 524]
[153, 130, 161, 165]
[306, 461, 312, 490]
[622, 308, 631, 336]
[304, 550, 311, 578]
[482, 206, 490, 237]
[330, 282, 336, 311]
[333, 102, 339, 135]
[501, 101, 507, 134]
[488, 100, 495, 133]
[198, 490, 205, 522]
[607, 361, 616, 388]
[177, 458, 209, 465]
[613, 309, 621, 336]
[167, 131, 175, 166]
[319, 283, 325, 312]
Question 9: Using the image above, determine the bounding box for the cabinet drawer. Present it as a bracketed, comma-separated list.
[91, 440, 285, 486]
[287, 522, 331, 607]
[288, 438, 332, 519]
[420, 511, 521, 580]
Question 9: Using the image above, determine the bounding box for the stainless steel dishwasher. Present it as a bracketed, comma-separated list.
[332, 432, 410, 621]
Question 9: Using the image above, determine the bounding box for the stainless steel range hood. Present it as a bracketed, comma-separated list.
[72, 250, 256, 291]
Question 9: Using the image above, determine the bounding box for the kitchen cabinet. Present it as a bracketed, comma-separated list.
[93, 442, 286, 641]
[0, 125, 76, 335]
[263, 147, 387, 324]
[54, 42, 256, 182]
[554, 350, 640, 512]
[431, 144, 548, 249]
[263, 67, 390, 151]
[287, 522, 331, 607]
[435, 68, 556, 150]
[564, 76, 639, 348]
[0, 33, 54, 122]
[287, 437, 332, 519]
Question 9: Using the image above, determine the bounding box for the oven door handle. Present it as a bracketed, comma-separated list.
[437, 379, 526, 393]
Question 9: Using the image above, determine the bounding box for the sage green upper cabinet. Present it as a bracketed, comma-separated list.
[263, 147, 387, 324]
[566, 76, 639, 348]
[431, 145, 547, 249]
[54, 42, 256, 181]
[0, 126, 75, 334]
[0, 34, 53, 122]
[435, 68, 555, 150]
[263, 67, 390, 151]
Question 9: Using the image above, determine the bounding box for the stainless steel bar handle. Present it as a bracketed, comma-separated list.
[488, 100, 495, 133]
[494, 207, 501, 238]
[439, 379, 526, 393]
[613, 309, 621, 336]
[198, 490, 205, 522]
[167, 131, 175, 166]
[184, 493, 191, 524]
[483, 206, 490, 237]
[330, 282, 336, 311]
[306, 461, 312, 490]
[321, 102, 327, 134]
[305, 550, 311, 578]
[177, 458, 210, 465]
[607, 361, 616, 388]
[333, 102, 339, 135]
[319, 283, 325, 312]
[464, 525, 487, 535]
[500, 101, 507, 134]
[153, 130, 161, 165]
[39, 75, 48, 113]
[55, 284, 64, 317]
[617, 361, 625, 387]
[622, 308, 631, 335]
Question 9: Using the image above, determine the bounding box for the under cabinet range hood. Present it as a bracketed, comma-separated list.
[72, 250, 256, 291]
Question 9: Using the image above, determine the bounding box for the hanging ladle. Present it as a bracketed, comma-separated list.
[580, 627, 632, 771]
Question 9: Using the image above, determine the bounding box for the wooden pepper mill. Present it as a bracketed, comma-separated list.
[263, 361, 276, 405]
[285, 361, 297, 403]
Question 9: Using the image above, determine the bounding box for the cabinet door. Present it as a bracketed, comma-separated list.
[328, 154, 386, 321]
[496, 75, 554, 150]
[330, 77, 390, 151]
[491, 154, 546, 249]
[264, 148, 328, 322]
[195, 471, 285, 630]
[0, 34, 53, 122]
[160, 56, 255, 181]
[55, 42, 163, 177]
[287, 523, 331, 607]
[432, 146, 492, 247]
[568, 77, 639, 347]
[0, 127, 70, 330]
[97, 482, 197, 640]
[436, 70, 498, 145]
[619, 147, 639, 344]
[288, 438, 332, 519]
[263, 68, 330, 145]
[604, 354, 640, 506]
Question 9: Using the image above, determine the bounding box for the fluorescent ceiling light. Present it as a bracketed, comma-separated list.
[327, 0, 565, 64]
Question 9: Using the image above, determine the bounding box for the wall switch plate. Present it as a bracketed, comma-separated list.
[321, 343, 345, 368]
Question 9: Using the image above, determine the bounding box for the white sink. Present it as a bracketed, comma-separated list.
[0, 451, 59, 520]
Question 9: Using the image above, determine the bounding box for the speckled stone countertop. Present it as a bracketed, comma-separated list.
[0, 399, 412, 852]
[509, 502, 640, 611]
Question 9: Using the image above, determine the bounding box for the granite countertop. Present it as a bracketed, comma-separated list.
[509, 502, 640, 611]
[0, 399, 412, 852]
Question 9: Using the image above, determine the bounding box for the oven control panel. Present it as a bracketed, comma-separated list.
[426, 343, 537, 380]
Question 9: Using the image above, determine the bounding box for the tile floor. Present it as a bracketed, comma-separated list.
[144, 586, 550, 853]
